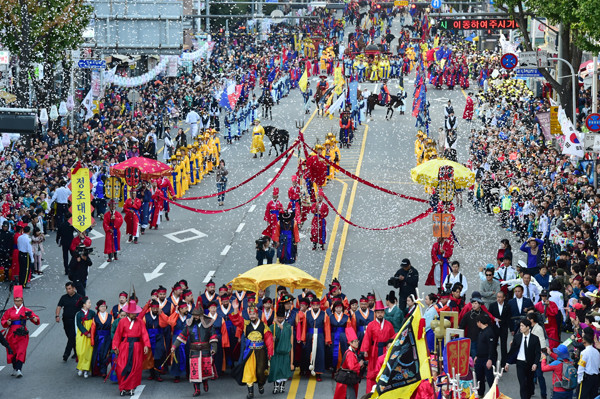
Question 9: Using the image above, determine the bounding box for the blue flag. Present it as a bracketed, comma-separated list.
[349, 81, 358, 110]
[267, 69, 276, 82]
[219, 89, 231, 111]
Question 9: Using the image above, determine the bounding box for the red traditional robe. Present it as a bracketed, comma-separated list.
[333, 347, 361, 399]
[359, 319, 396, 393]
[287, 185, 305, 224]
[534, 301, 560, 349]
[310, 201, 329, 244]
[112, 317, 151, 391]
[1, 305, 40, 364]
[463, 96, 474, 120]
[262, 199, 283, 240]
[103, 210, 123, 254]
[123, 198, 142, 236]
[149, 189, 163, 228]
[69, 235, 92, 253]
[426, 238, 454, 287]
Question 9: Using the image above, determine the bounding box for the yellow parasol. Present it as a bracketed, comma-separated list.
[410, 159, 476, 189]
[228, 264, 325, 297]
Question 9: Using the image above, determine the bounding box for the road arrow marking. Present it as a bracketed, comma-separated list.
[88, 229, 105, 240]
[30, 323, 49, 338]
[144, 262, 166, 282]
[30, 265, 49, 281]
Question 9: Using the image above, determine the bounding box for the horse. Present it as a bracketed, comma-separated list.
[314, 86, 332, 116]
[258, 92, 274, 120]
[263, 126, 289, 157]
[366, 93, 405, 119]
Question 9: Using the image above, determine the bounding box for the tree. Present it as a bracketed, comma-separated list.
[0, 0, 92, 107]
[498, 0, 600, 120]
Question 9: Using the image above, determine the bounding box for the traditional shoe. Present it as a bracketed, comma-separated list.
[77, 370, 83, 377]
[247, 385, 254, 399]
[16, 370, 23, 378]
[174, 376, 180, 383]
[316, 374, 322, 382]
[272, 382, 280, 394]
[280, 381, 286, 393]
[258, 384, 264, 394]
[203, 380, 209, 392]
[156, 375, 163, 382]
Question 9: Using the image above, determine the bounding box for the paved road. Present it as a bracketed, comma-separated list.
[0, 21, 553, 399]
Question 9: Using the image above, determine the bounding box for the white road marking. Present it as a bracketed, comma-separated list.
[88, 229, 104, 240]
[164, 228, 208, 244]
[131, 385, 145, 399]
[267, 178, 273, 182]
[236, 223, 245, 233]
[249, 205, 256, 213]
[275, 167, 281, 172]
[0, 366, 4, 372]
[203, 270, 216, 283]
[221, 245, 231, 256]
[30, 323, 49, 338]
[144, 262, 166, 282]
[99, 261, 110, 269]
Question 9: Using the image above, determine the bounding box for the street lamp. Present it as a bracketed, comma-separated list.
[49, 105, 59, 121]
[39, 108, 49, 125]
[59, 101, 68, 117]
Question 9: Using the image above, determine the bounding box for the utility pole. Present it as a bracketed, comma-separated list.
[593, 55, 598, 191]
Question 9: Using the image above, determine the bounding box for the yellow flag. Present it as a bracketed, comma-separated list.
[372, 305, 431, 398]
[334, 66, 344, 95]
[71, 168, 92, 232]
[298, 68, 308, 93]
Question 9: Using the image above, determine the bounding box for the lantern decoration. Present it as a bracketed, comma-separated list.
[59, 101, 68, 117]
[432, 166, 456, 239]
[49, 105, 59, 121]
[39, 108, 49, 124]
[66, 95, 75, 112]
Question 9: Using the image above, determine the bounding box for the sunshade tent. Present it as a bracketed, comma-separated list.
[410, 158, 476, 189]
[228, 264, 325, 297]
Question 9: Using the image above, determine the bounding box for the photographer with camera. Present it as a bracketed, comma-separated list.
[256, 235, 275, 266]
[387, 258, 419, 312]
[0, 285, 40, 377]
[68, 245, 93, 296]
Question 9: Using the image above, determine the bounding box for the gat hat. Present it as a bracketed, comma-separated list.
[470, 297, 483, 304]
[401, 258, 411, 267]
[552, 344, 570, 360]
[122, 300, 142, 314]
[374, 300, 386, 311]
[276, 306, 286, 318]
[191, 307, 204, 316]
[346, 327, 358, 342]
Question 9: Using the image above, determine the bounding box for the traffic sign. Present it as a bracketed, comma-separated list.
[77, 59, 106, 69]
[394, 0, 408, 6]
[431, 0, 442, 9]
[501, 53, 518, 70]
[515, 68, 543, 78]
[550, 106, 560, 135]
[586, 113, 600, 133]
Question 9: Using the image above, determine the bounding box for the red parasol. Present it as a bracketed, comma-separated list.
[110, 157, 171, 181]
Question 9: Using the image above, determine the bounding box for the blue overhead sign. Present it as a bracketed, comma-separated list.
[78, 59, 106, 69]
[515, 68, 543, 78]
[431, 0, 442, 9]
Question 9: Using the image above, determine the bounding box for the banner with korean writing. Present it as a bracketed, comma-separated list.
[71, 168, 92, 232]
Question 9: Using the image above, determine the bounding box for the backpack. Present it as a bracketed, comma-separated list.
[553, 361, 577, 390]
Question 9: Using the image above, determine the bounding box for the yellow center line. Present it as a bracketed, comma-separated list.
[286, 370, 301, 399]
[304, 376, 317, 399]
[319, 178, 348, 284]
[331, 125, 369, 280]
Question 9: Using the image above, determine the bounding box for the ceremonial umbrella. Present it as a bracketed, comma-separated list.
[109, 156, 172, 180]
[410, 159, 476, 189]
[228, 264, 325, 296]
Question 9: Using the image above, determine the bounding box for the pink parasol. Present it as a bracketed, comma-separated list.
[109, 156, 172, 180]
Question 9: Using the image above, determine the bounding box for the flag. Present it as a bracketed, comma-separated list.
[267, 68, 276, 82]
[334, 66, 344, 95]
[349, 80, 358, 110]
[227, 83, 242, 109]
[298, 68, 308, 93]
[82, 89, 94, 120]
[558, 106, 584, 158]
[327, 91, 346, 116]
[219, 88, 231, 111]
[482, 380, 500, 399]
[372, 305, 431, 398]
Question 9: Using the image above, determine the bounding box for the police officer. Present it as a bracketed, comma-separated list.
[474, 313, 497, 397]
[577, 330, 600, 398]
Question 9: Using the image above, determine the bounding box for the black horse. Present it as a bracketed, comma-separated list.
[263, 126, 289, 157]
[258, 92, 274, 120]
[366, 93, 405, 119]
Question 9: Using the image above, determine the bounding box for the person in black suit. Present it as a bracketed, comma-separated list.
[488, 290, 512, 367]
[505, 318, 541, 399]
[507, 285, 534, 333]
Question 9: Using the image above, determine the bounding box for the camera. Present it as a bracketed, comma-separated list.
[25, 311, 32, 318]
[255, 236, 268, 250]
[387, 276, 399, 289]
[76, 245, 93, 256]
